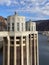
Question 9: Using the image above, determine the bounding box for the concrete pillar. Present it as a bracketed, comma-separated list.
[15, 22, 17, 32]
[34, 34, 36, 65]
[10, 22, 12, 31]
[14, 36, 16, 65]
[37, 34, 39, 65]
[26, 35, 29, 65]
[7, 36, 10, 65]
[21, 36, 23, 65]
[23, 23, 25, 31]
[3, 38, 5, 65]
[30, 34, 32, 65]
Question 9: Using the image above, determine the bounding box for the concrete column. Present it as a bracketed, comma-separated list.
[37, 34, 39, 65]
[3, 38, 5, 65]
[30, 34, 32, 65]
[21, 36, 23, 65]
[34, 34, 36, 65]
[7, 36, 10, 65]
[10, 22, 12, 31]
[14, 36, 16, 65]
[23, 23, 25, 31]
[26, 35, 29, 65]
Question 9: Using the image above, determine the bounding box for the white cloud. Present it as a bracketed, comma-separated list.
[0, 0, 19, 6]
[12, 1, 19, 5]
[23, 0, 49, 16]
[0, 0, 11, 6]
[38, 0, 46, 3]
[20, 1, 25, 5]
[0, 0, 49, 16]
[40, 2, 49, 15]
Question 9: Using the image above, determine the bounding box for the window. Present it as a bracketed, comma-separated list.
[22, 23, 23, 31]
[12, 27, 14, 31]
[17, 23, 19, 31]
[29, 23, 30, 31]
[12, 23, 14, 31]
[12, 23, 14, 27]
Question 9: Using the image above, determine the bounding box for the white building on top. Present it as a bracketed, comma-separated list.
[26, 20, 36, 31]
[7, 13, 25, 32]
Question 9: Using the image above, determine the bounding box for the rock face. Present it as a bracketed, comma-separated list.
[0, 16, 7, 50]
[0, 16, 7, 31]
[36, 20, 49, 31]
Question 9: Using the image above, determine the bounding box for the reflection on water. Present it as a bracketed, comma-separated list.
[0, 34, 49, 65]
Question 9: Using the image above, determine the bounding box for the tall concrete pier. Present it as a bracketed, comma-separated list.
[2, 13, 39, 65]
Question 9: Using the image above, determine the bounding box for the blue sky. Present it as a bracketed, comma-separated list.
[0, 0, 49, 21]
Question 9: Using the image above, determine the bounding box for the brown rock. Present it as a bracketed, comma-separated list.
[0, 16, 7, 31]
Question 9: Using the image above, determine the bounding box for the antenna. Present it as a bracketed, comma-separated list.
[15, 12, 17, 15]
[14, 11, 18, 16]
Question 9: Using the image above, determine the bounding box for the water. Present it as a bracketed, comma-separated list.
[39, 34, 49, 65]
[0, 52, 3, 65]
[0, 34, 49, 65]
